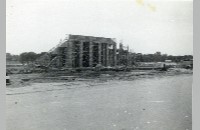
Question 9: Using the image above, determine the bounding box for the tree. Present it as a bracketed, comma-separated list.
[36, 52, 48, 58]
[19, 52, 37, 64]
[6, 53, 12, 61]
[154, 52, 162, 62]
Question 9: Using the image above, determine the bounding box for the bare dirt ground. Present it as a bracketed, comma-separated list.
[6, 68, 192, 130]
[6, 68, 192, 88]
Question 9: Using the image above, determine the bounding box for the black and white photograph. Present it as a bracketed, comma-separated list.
[6, 0, 193, 130]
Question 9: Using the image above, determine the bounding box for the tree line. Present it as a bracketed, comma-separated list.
[133, 52, 193, 63]
[6, 52, 47, 64]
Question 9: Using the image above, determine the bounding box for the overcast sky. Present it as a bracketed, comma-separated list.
[6, 0, 193, 55]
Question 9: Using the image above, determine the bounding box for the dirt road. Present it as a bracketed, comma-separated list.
[6, 74, 192, 130]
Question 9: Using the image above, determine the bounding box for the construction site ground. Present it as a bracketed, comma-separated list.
[6, 68, 192, 88]
[6, 68, 192, 130]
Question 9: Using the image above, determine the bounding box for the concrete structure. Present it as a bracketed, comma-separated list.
[50, 35, 117, 68]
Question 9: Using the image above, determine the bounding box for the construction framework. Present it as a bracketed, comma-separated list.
[49, 34, 117, 68]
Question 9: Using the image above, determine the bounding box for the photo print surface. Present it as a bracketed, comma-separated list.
[6, 0, 193, 130]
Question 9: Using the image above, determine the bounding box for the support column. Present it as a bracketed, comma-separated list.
[102, 43, 106, 66]
[89, 42, 93, 67]
[98, 43, 101, 65]
[79, 41, 83, 67]
[106, 44, 109, 67]
[57, 48, 62, 68]
[113, 43, 117, 66]
[66, 41, 73, 68]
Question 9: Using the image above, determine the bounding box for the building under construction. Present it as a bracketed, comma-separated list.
[48, 35, 117, 68]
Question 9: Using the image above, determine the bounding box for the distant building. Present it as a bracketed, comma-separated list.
[165, 60, 172, 62]
[179, 59, 193, 68]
